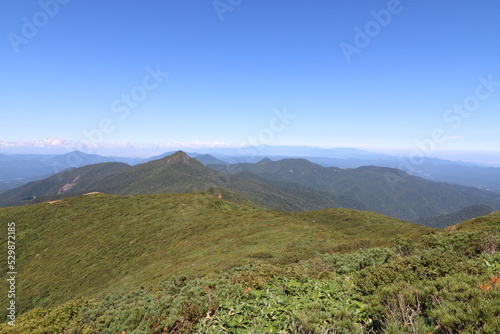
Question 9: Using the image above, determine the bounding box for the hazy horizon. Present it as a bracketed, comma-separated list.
[1, 143, 500, 167]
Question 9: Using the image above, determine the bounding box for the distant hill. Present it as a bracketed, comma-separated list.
[0, 151, 363, 212]
[0, 162, 131, 207]
[0, 151, 137, 192]
[0, 191, 433, 318]
[287, 156, 500, 194]
[412, 204, 494, 228]
[455, 210, 500, 232]
[194, 154, 228, 165]
[209, 158, 500, 221]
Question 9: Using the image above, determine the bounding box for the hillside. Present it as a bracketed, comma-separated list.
[0, 151, 364, 213]
[0, 151, 131, 192]
[455, 210, 500, 232]
[413, 204, 494, 228]
[0, 192, 433, 320]
[0, 162, 131, 207]
[1, 198, 498, 333]
[193, 154, 228, 165]
[210, 158, 500, 221]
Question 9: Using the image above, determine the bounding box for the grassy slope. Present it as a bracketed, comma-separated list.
[0, 192, 434, 319]
[2, 213, 499, 334]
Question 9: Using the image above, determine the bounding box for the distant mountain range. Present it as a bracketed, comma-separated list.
[208, 158, 500, 222]
[1, 146, 499, 194]
[0, 151, 364, 213]
[0, 151, 142, 192]
[1, 151, 499, 226]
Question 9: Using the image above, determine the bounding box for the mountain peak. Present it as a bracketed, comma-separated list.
[163, 151, 195, 165]
[258, 158, 273, 164]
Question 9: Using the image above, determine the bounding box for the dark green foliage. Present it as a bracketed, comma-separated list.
[456, 210, 500, 233]
[0, 298, 99, 333]
[4, 224, 500, 333]
[413, 204, 494, 228]
[211, 158, 500, 222]
[356, 232, 496, 295]
[315, 247, 394, 274]
[355, 229, 500, 333]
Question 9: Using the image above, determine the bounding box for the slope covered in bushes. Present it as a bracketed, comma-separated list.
[0, 192, 431, 322]
[2, 224, 499, 333]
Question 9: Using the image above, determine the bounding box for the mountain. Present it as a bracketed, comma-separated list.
[0, 151, 364, 212]
[210, 157, 343, 185]
[0, 153, 59, 191]
[0, 191, 434, 319]
[301, 156, 500, 194]
[194, 154, 228, 165]
[0, 150, 189, 193]
[0, 162, 131, 207]
[183, 149, 500, 193]
[192, 147, 500, 192]
[412, 204, 494, 228]
[410, 163, 500, 193]
[209, 158, 500, 221]
[0, 151, 138, 193]
[3, 151, 500, 223]
[3, 146, 500, 194]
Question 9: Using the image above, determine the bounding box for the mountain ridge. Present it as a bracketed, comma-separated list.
[209, 158, 500, 221]
[2, 147, 500, 193]
[2, 151, 500, 225]
[0, 151, 361, 213]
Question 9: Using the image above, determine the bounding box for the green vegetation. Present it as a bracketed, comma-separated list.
[210, 158, 500, 222]
[456, 210, 500, 233]
[1, 190, 498, 333]
[2, 220, 499, 333]
[413, 204, 494, 228]
[0, 192, 431, 322]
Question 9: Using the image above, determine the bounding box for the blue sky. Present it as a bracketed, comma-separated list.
[1, 0, 499, 159]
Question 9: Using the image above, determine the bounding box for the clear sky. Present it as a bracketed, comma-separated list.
[1, 0, 499, 159]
